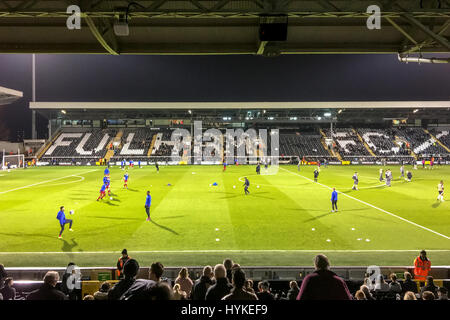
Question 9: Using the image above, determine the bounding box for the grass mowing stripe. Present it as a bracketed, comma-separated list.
[280, 167, 450, 240]
[0, 169, 98, 195]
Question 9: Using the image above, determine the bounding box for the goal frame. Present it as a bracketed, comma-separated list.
[2, 154, 25, 170]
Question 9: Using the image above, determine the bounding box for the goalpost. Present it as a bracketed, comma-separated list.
[2, 153, 25, 170]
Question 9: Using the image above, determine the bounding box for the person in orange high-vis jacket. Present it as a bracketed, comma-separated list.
[116, 249, 131, 279]
[414, 250, 431, 282]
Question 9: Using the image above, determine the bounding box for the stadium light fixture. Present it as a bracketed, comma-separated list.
[317, 116, 322, 120]
[188, 110, 192, 114]
[268, 117, 274, 120]
[324, 112, 331, 117]
[289, 117, 297, 120]
[61, 110, 66, 114]
[338, 109, 343, 114]
[413, 109, 419, 113]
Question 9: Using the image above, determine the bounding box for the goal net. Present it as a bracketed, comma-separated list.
[2, 154, 25, 170]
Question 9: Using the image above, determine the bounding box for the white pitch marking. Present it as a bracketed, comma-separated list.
[1, 249, 450, 255]
[280, 167, 450, 240]
[0, 169, 98, 195]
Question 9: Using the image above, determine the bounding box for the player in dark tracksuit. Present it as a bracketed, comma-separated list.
[155, 162, 159, 173]
[313, 169, 319, 182]
[57, 206, 73, 239]
[145, 191, 151, 221]
[256, 164, 261, 175]
[243, 177, 250, 195]
[331, 188, 338, 212]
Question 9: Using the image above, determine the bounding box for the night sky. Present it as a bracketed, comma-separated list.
[0, 54, 449, 140]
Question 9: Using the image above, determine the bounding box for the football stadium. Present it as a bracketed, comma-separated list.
[0, 0, 449, 309]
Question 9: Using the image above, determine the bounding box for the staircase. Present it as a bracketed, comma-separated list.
[37, 129, 62, 160]
[104, 130, 124, 161]
[319, 129, 342, 161]
[353, 128, 376, 156]
[147, 134, 157, 157]
[423, 129, 450, 153]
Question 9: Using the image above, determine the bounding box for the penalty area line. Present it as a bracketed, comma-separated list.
[0, 169, 98, 195]
[280, 167, 450, 241]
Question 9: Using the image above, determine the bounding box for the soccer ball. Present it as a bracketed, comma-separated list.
[69, 210, 74, 215]
[110, 197, 113, 200]
[257, 185, 260, 188]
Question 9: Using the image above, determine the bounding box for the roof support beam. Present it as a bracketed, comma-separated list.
[401, 13, 450, 50]
[385, 17, 419, 45]
[84, 15, 120, 55]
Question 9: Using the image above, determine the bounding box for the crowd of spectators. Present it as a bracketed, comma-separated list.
[1, 251, 448, 301]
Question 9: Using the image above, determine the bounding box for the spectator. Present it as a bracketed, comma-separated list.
[374, 275, 390, 292]
[420, 276, 438, 298]
[27, 271, 67, 300]
[389, 273, 402, 293]
[172, 283, 187, 300]
[287, 281, 300, 300]
[437, 287, 448, 300]
[422, 291, 435, 300]
[83, 295, 95, 300]
[296, 254, 353, 300]
[223, 258, 233, 283]
[116, 249, 131, 280]
[360, 285, 375, 300]
[354, 290, 366, 300]
[149, 262, 164, 282]
[108, 259, 139, 300]
[205, 264, 233, 300]
[244, 279, 255, 294]
[191, 265, 215, 300]
[175, 267, 194, 297]
[148, 282, 173, 300]
[256, 281, 275, 301]
[403, 291, 417, 300]
[0, 277, 16, 300]
[93, 282, 111, 300]
[222, 268, 258, 301]
[414, 250, 431, 283]
[402, 272, 418, 294]
[0, 264, 7, 290]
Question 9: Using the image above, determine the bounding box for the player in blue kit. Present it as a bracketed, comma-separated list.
[123, 172, 129, 189]
[103, 176, 111, 196]
[331, 188, 338, 213]
[243, 177, 250, 195]
[97, 183, 107, 201]
[104, 167, 110, 176]
[57, 206, 73, 239]
[145, 191, 151, 221]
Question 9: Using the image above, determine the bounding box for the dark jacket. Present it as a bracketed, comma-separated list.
[287, 287, 299, 300]
[296, 270, 353, 300]
[191, 276, 215, 300]
[108, 277, 136, 300]
[120, 279, 157, 300]
[256, 291, 275, 301]
[26, 283, 67, 300]
[205, 277, 233, 300]
[421, 283, 439, 297]
[0, 286, 16, 300]
[402, 279, 418, 294]
[223, 288, 258, 301]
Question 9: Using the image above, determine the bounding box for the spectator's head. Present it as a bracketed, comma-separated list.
[258, 281, 270, 293]
[404, 291, 417, 300]
[4, 277, 13, 287]
[83, 295, 95, 300]
[314, 254, 330, 271]
[437, 287, 448, 300]
[123, 259, 139, 279]
[390, 273, 397, 282]
[420, 250, 427, 259]
[232, 263, 241, 270]
[290, 281, 299, 290]
[150, 262, 164, 282]
[149, 282, 173, 300]
[213, 264, 226, 280]
[244, 279, 253, 291]
[426, 276, 434, 286]
[360, 285, 371, 297]
[404, 271, 412, 281]
[355, 290, 366, 300]
[100, 282, 111, 293]
[422, 291, 435, 300]
[173, 283, 181, 292]
[178, 267, 188, 279]
[121, 249, 128, 258]
[43, 271, 60, 287]
[202, 265, 213, 278]
[232, 268, 246, 289]
[223, 259, 233, 271]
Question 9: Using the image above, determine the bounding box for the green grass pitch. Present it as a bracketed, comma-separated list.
[0, 164, 449, 267]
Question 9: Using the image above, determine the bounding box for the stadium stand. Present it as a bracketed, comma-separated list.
[357, 128, 409, 157]
[279, 133, 329, 158]
[323, 128, 371, 159]
[393, 128, 448, 156]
